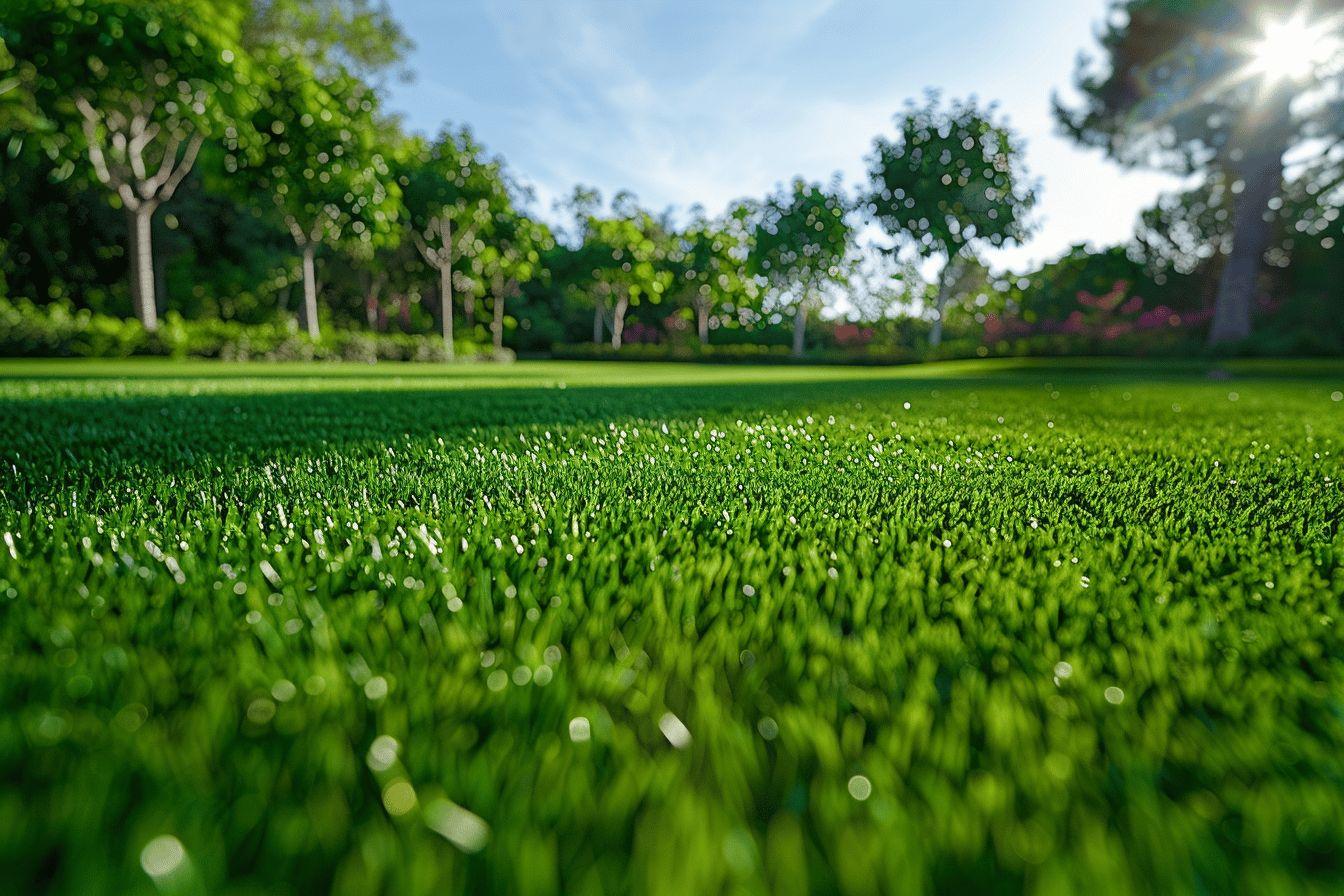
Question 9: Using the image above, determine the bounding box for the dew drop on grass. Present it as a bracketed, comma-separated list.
[367, 735, 399, 771]
[382, 780, 417, 816]
[140, 835, 186, 879]
[659, 712, 692, 749]
[425, 799, 490, 853]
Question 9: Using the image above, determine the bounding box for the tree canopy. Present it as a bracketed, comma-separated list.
[750, 178, 855, 357]
[1057, 0, 1344, 343]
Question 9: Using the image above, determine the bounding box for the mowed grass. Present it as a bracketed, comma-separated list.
[1, 357, 1342, 896]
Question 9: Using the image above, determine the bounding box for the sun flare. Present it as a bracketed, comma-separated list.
[1246, 10, 1341, 83]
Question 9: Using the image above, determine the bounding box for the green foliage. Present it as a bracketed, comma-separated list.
[669, 206, 760, 339]
[399, 127, 516, 300]
[750, 179, 854, 305]
[0, 359, 1342, 893]
[580, 209, 673, 309]
[1055, 0, 1344, 173]
[246, 50, 399, 252]
[866, 94, 1037, 262]
[0, 36, 45, 136]
[1, 0, 256, 185]
[244, 0, 414, 82]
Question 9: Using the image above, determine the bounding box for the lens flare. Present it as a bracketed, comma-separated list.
[1246, 11, 1340, 82]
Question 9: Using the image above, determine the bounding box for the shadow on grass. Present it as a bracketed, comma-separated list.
[1, 355, 1340, 385]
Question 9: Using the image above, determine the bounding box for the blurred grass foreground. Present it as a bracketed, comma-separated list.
[1, 358, 1342, 894]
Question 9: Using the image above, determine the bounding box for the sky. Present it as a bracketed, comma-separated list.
[381, 0, 1187, 273]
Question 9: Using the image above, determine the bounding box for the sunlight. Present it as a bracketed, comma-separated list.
[1245, 10, 1340, 83]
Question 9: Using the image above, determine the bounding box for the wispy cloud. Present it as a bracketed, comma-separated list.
[389, 0, 1184, 270]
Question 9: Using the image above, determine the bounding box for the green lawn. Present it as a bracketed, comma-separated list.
[2, 358, 1342, 895]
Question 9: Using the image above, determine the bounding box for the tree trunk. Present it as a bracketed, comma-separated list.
[930, 290, 946, 348]
[300, 244, 320, 340]
[130, 205, 157, 330]
[153, 222, 168, 321]
[1208, 151, 1284, 346]
[492, 290, 505, 353]
[792, 303, 807, 358]
[464, 294, 475, 328]
[593, 302, 604, 344]
[440, 265, 455, 360]
[363, 273, 385, 329]
[611, 293, 630, 349]
[696, 301, 710, 345]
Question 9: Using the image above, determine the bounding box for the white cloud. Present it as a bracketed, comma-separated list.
[388, 0, 1187, 271]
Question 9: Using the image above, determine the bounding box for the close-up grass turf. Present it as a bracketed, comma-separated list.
[1, 357, 1342, 895]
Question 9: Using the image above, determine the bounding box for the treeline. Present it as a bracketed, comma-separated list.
[1, 0, 1340, 361]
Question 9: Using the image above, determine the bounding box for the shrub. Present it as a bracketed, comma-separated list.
[0, 298, 502, 363]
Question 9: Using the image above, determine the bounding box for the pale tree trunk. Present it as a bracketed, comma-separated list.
[154, 230, 168, 318]
[929, 290, 947, 348]
[363, 272, 386, 328]
[414, 216, 457, 359]
[440, 265, 455, 360]
[792, 302, 808, 358]
[492, 290, 506, 353]
[125, 208, 144, 327]
[611, 293, 630, 349]
[1208, 150, 1284, 345]
[124, 200, 164, 330]
[929, 259, 954, 349]
[464, 294, 476, 328]
[593, 302, 604, 344]
[696, 299, 710, 345]
[300, 244, 320, 339]
[1209, 96, 1292, 346]
[74, 96, 201, 332]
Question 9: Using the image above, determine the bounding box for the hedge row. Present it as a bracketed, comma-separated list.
[0, 299, 507, 363]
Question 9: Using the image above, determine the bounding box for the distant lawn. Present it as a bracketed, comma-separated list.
[1, 358, 1342, 894]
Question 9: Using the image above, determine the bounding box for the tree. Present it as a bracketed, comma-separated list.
[750, 178, 854, 358]
[2, 0, 256, 330]
[400, 127, 511, 356]
[475, 212, 549, 355]
[671, 206, 755, 345]
[579, 199, 673, 349]
[246, 52, 400, 338]
[866, 94, 1037, 347]
[245, 0, 413, 83]
[0, 37, 44, 137]
[1057, 0, 1344, 344]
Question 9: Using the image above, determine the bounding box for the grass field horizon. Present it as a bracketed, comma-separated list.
[3, 357, 1342, 894]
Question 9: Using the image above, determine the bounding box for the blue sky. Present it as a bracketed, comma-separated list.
[381, 0, 1184, 272]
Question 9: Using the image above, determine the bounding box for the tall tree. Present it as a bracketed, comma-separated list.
[245, 0, 413, 83]
[672, 206, 755, 345]
[579, 200, 673, 349]
[2, 0, 256, 329]
[1057, 0, 1344, 344]
[247, 52, 400, 338]
[475, 212, 549, 355]
[400, 127, 511, 356]
[866, 94, 1037, 347]
[750, 178, 854, 358]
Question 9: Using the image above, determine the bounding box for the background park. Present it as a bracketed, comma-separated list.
[1, 1, 1343, 894]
